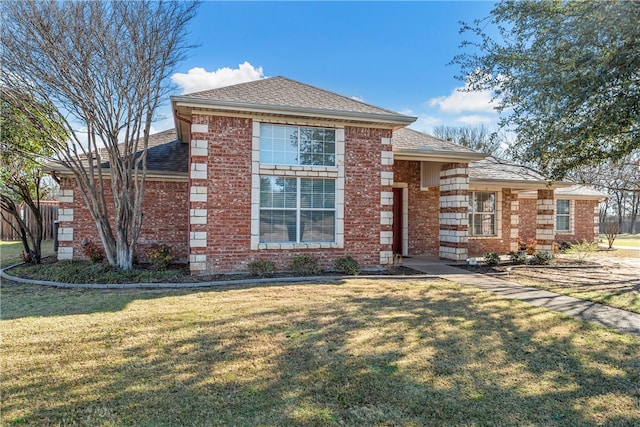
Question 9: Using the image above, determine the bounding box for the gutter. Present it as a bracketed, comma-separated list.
[393, 147, 487, 162]
[170, 96, 417, 127]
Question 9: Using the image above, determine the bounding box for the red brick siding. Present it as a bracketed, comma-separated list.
[555, 199, 599, 243]
[192, 116, 393, 272]
[469, 189, 514, 256]
[519, 198, 537, 241]
[393, 160, 439, 256]
[57, 177, 189, 262]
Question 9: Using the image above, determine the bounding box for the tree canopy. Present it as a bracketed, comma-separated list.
[0, 0, 198, 269]
[453, 0, 640, 180]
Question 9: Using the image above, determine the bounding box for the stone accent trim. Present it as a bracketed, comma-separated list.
[190, 163, 207, 180]
[57, 246, 73, 260]
[190, 254, 207, 272]
[439, 163, 469, 261]
[190, 231, 207, 248]
[380, 250, 393, 264]
[536, 189, 555, 252]
[190, 186, 207, 202]
[510, 199, 520, 251]
[190, 209, 207, 225]
[58, 208, 74, 222]
[191, 123, 208, 134]
[58, 227, 74, 242]
[58, 189, 74, 203]
[191, 139, 208, 157]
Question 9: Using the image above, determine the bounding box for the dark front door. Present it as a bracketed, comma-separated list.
[392, 187, 403, 254]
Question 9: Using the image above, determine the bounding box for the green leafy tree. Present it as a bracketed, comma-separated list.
[453, 0, 640, 180]
[1, 1, 198, 270]
[0, 93, 58, 264]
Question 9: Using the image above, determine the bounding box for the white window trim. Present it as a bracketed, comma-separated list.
[468, 190, 502, 239]
[251, 121, 345, 250]
[556, 199, 575, 234]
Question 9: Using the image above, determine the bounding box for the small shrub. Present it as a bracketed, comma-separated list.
[248, 260, 276, 277]
[559, 241, 573, 253]
[530, 251, 552, 265]
[516, 236, 537, 255]
[291, 255, 320, 276]
[147, 243, 173, 270]
[484, 252, 500, 266]
[335, 256, 360, 275]
[509, 250, 528, 265]
[81, 239, 105, 263]
[566, 239, 598, 261]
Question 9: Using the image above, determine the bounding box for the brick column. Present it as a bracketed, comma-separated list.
[439, 163, 469, 261]
[189, 124, 210, 273]
[56, 187, 75, 260]
[379, 136, 394, 265]
[510, 192, 520, 252]
[536, 189, 555, 253]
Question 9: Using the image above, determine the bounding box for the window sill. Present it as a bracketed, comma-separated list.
[257, 242, 341, 250]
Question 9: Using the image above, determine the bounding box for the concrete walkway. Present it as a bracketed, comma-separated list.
[403, 257, 640, 336]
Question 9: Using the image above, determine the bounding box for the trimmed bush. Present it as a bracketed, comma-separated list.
[530, 251, 552, 265]
[484, 252, 500, 266]
[248, 260, 276, 277]
[147, 243, 173, 270]
[509, 250, 528, 265]
[291, 255, 320, 276]
[334, 256, 360, 275]
[81, 239, 105, 263]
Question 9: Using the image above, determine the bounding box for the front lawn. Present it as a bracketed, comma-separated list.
[2, 278, 639, 426]
[0, 240, 55, 268]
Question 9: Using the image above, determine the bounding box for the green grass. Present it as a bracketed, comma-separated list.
[599, 233, 640, 248]
[0, 240, 55, 268]
[2, 278, 639, 426]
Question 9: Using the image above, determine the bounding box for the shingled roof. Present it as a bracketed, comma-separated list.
[469, 156, 547, 183]
[48, 128, 188, 177]
[171, 76, 416, 127]
[393, 128, 481, 154]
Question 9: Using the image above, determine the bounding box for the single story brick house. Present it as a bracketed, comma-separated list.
[54, 77, 606, 272]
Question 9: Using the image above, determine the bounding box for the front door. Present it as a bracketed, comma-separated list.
[392, 187, 403, 255]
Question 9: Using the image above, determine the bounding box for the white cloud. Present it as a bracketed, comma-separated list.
[428, 82, 496, 115]
[172, 61, 264, 94]
[351, 95, 364, 102]
[407, 115, 442, 133]
[456, 115, 493, 125]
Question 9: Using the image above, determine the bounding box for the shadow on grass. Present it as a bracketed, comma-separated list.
[3, 280, 639, 426]
[0, 279, 347, 320]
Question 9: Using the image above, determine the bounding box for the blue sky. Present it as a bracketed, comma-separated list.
[156, 1, 500, 134]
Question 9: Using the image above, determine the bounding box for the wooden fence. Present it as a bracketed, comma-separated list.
[0, 201, 59, 241]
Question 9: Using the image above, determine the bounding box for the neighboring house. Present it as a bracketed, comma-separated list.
[53, 77, 606, 272]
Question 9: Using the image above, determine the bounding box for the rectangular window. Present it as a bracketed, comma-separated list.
[259, 176, 335, 243]
[260, 124, 336, 166]
[556, 199, 570, 232]
[469, 192, 496, 236]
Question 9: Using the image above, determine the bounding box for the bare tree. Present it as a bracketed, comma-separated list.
[431, 124, 506, 157]
[1, 1, 198, 269]
[569, 151, 640, 233]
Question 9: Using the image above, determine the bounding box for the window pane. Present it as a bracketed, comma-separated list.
[300, 178, 335, 209]
[260, 124, 298, 165]
[259, 210, 297, 242]
[301, 210, 335, 242]
[260, 177, 296, 208]
[556, 216, 569, 231]
[299, 127, 336, 166]
[557, 200, 570, 215]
